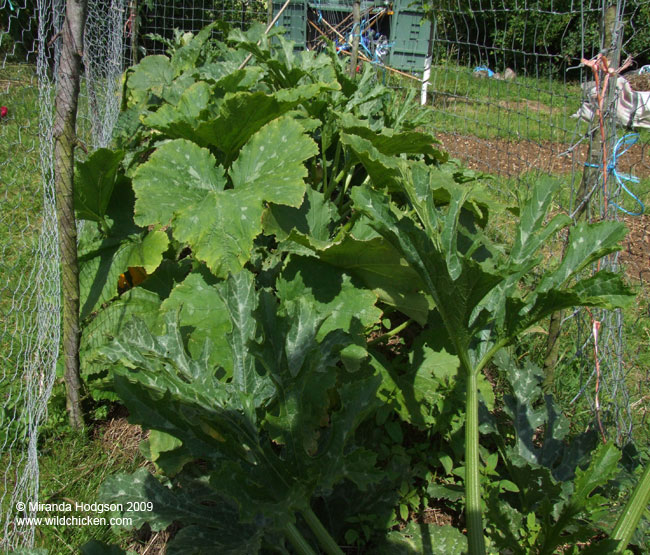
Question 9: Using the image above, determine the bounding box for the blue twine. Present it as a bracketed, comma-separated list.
[585, 133, 645, 216]
[8, 0, 15, 10]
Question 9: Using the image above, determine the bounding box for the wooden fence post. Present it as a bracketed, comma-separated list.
[543, 4, 621, 390]
[54, 0, 87, 429]
[349, 0, 360, 78]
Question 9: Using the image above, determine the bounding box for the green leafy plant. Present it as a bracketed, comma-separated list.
[350, 174, 634, 552]
[74, 22, 648, 555]
[74, 23, 443, 553]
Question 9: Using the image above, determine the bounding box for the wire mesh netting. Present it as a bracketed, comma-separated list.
[135, 0, 267, 58]
[1, 0, 649, 551]
[1, 0, 60, 549]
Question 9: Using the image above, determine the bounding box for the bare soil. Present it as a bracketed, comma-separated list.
[436, 133, 650, 282]
[621, 214, 650, 282]
[435, 132, 650, 179]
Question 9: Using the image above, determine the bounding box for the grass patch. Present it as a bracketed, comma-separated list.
[34, 389, 147, 552]
[385, 63, 587, 143]
[0, 63, 43, 360]
[0, 63, 44, 457]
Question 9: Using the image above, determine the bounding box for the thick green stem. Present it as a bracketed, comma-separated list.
[331, 140, 342, 187]
[301, 507, 344, 555]
[465, 371, 486, 555]
[543, 309, 563, 391]
[611, 462, 650, 553]
[321, 134, 329, 195]
[368, 319, 412, 345]
[284, 521, 318, 555]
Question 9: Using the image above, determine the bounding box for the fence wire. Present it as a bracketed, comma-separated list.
[1, 0, 61, 549]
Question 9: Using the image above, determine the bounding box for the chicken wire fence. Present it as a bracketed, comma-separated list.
[1, 0, 648, 550]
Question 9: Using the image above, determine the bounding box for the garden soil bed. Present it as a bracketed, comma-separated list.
[437, 133, 650, 281]
[435, 133, 650, 179]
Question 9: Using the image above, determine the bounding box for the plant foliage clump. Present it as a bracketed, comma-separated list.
[74, 23, 647, 554]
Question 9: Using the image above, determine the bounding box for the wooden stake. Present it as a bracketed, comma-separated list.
[349, 0, 361, 78]
[54, 0, 88, 430]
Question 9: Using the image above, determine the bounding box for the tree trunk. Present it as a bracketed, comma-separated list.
[54, 0, 88, 430]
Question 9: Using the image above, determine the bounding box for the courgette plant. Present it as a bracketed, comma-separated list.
[73, 22, 647, 554]
[350, 174, 634, 553]
[75, 24, 439, 554]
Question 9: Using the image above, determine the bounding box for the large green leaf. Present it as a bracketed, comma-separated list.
[132, 139, 226, 227]
[79, 231, 169, 320]
[230, 116, 317, 206]
[216, 271, 269, 410]
[539, 442, 622, 554]
[351, 185, 500, 354]
[508, 177, 571, 267]
[277, 256, 382, 340]
[262, 186, 337, 244]
[407, 161, 493, 228]
[339, 112, 443, 158]
[507, 271, 634, 340]
[105, 316, 261, 463]
[145, 117, 316, 277]
[340, 132, 402, 189]
[316, 373, 382, 490]
[169, 23, 215, 75]
[74, 149, 125, 223]
[380, 522, 466, 554]
[141, 429, 190, 476]
[208, 92, 309, 162]
[127, 55, 174, 98]
[537, 220, 628, 292]
[372, 345, 459, 428]
[314, 232, 431, 325]
[274, 229, 430, 324]
[160, 272, 232, 372]
[571, 442, 621, 507]
[99, 468, 262, 554]
[172, 188, 262, 278]
[494, 350, 596, 485]
[81, 287, 161, 375]
[143, 78, 314, 154]
[253, 290, 381, 496]
[142, 81, 215, 145]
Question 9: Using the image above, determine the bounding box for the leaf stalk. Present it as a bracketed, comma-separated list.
[284, 521, 319, 555]
[301, 508, 345, 555]
[367, 319, 413, 345]
[465, 370, 486, 554]
[611, 461, 650, 552]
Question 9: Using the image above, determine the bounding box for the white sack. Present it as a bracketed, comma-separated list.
[572, 76, 650, 129]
